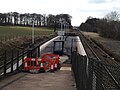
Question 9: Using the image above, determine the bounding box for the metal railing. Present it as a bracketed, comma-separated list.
[0, 35, 56, 79]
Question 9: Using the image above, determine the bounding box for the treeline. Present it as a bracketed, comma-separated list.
[79, 11, 120, 40]
[0, 12, 72, 29]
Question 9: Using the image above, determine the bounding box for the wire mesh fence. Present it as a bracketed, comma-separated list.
[71, 52, 120, 90]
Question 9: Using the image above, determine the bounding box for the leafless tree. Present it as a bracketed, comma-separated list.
[104, 11, 120, 22]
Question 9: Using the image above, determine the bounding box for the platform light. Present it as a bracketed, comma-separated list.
[60, 18, 63, 32]
[32, 19, 35, 45]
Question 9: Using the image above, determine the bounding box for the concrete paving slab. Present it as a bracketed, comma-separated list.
[0, 66, 75, 90]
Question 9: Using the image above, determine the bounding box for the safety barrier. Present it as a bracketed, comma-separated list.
[41, 54, 60, 72]
[23, 54, 60, 73]
[23, 58, 40, 71]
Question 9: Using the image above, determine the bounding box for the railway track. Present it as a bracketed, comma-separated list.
[79, 31, 120, 90]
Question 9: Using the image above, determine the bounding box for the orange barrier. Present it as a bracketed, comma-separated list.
[41, 54, 60, 72]
[23, 54, 60, 73]
[23, 58, 41, 71]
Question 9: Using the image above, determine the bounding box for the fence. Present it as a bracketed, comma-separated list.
[0, 49, 26, 79]
[71, 52, 120, 90]
[0, 35, 56, 79]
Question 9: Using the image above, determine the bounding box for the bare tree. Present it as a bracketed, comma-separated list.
[104, 11, 120, 21]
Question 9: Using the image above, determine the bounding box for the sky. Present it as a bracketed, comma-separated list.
[0, 0, 120, 26]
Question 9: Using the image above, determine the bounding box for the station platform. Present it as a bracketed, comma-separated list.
[0, 64, 75, 90]
[0, 35, 86, 90]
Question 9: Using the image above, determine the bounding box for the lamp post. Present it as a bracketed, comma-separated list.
[60, 18, 63, 32]
[64, 23, 67, 34]
[66, 23, 68, 30]
[32, 19, 35, 46]
[67, 23, 69, 30]
[64, 23, 65, 31]
[28, 19, 35, 58]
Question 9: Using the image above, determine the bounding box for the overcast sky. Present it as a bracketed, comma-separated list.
[0, 0, 120, 26]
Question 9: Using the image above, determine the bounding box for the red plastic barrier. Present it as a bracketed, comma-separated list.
[23, 54, 60, 72]
[41, 54, 60, 71]
[23, 58, 40, 71]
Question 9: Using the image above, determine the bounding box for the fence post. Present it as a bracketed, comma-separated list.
[27, 48, 32, 58]
[71, 51, 73, 64]
[37, 46, 40, 58]
[71, 52, 73, 70]
[77, 54, 81, 90]
[81, 55, 85, 90]
[99, 62, 104, 90]
[11, 50, 14, 73]
[4, 51, 7, 75]
[75, 53, 79, 89]
[95, 61, 104, 90]
[87, 58, 94, 90]
[17, 50, 19, 70]
[71, 39, 73, 54]
[22, 49, 24, 69]
[70, 39, 73, 64]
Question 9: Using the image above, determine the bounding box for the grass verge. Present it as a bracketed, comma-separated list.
[82, 31, 120, 63]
